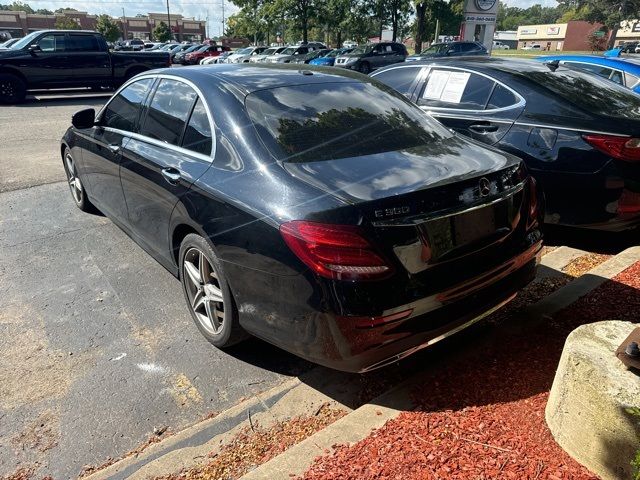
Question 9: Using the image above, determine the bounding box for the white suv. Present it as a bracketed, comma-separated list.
[493, 41, 510, 50]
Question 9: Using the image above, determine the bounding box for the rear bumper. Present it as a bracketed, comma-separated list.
[231, 239, 541, 373]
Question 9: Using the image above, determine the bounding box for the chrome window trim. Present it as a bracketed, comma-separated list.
[96, 73, 216, 163]
[413, 65, 526, 114]
[513, 121, 630, 137]
[424, 110, 514, 124]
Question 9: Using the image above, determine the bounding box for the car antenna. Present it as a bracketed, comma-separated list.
[545, 59, 560, 72]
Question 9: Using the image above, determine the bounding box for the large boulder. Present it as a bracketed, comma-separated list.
[546, 321, 640, 480]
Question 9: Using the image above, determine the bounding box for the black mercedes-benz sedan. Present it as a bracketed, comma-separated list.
[61, 64, 542, 372]
[372, 58, 640, 232]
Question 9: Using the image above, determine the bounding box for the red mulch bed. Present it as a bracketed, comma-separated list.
[300, 261, 640, 480]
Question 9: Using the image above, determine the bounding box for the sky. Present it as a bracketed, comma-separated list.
[14, 0, 556, 37]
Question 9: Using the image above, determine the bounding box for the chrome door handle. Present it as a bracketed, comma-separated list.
[469, 123, 499, 134]
[161, 167, 181, 184]
[107, 144, 120, 153]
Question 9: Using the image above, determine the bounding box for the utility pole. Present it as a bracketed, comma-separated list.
[166, 0, 172, 41]
[122, 7, 127, 40]
[221, 0, 225, 37]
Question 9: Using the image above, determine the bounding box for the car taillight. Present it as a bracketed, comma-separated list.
[617, 189, 640, 216]
[583, 134, 640, 162]
[279, 220, 393, 281]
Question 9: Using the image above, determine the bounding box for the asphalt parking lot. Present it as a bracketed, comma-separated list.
[0, 93, 313, 478]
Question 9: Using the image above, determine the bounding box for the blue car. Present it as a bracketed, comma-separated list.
[309, 47, 354, 66]
[536, 55, 640, 93]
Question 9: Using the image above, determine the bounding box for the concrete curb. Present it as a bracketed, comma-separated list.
[239, 246, 640, 480]
[527, 246, 640, 320]
[240, 376, 417, 480]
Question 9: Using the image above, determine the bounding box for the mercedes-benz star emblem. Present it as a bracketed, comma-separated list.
[478, 177, 491, 197]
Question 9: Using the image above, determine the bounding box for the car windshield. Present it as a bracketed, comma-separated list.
[527, 67, 640, 119]
[350, 45, 373, 55]
[262, 48, 277, 55]
[185, 45, 201, 52]
[10, 31, 41, 50]
[281, 47, 296, 55]
[246, 82, 451, 163]
[421, 44, 448, 54]
[235, 48, 251, 55]
[326, 49, 343, 58]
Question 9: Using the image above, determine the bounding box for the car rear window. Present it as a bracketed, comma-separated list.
[528, 67, 640, 119]
[245, 82, 452, 163]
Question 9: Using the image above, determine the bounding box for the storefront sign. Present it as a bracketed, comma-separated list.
[520, 28, 537, 35]
[633, 22, 640, 33]
[547, 26, 561, 35]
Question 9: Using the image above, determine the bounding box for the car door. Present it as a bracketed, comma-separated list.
[119, 78, 213, 263]
[78, 77, 155, 221]
[27, 33, 73, 87]
[368, 44, 386, 69]
[66, 33, 111, 86]
[413, 67, 524, 145]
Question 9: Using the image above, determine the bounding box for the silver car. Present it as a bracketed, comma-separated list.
[266, 44, 326, 63]
[250, 46, 286, 63]
[226, 46, 268, 63]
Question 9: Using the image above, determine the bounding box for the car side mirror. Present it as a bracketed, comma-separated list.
[446, 49, 454, 55]
[28, 44, 41, 53]
[72, 108, 95, 129]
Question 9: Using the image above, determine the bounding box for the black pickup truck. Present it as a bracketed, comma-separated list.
[0, 30, 170, 103]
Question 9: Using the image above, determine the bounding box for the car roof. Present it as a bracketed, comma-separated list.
[536, 54, 640, 73]
[536, 55, 640, 69]
[145, 63, 366, 96]
[29, 29, 99, 34]
[378, 56, 551, 74]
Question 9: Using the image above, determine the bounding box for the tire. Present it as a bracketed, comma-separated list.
[62, 147, 95, 213]
[358, 62, 370, 74]
[179, 233, 248, 348]
[0, 73, 26, 104]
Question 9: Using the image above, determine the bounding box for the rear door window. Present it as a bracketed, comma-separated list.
[486, 84, 520, 110]
[68, 34, 101, 52]
[418, 69, 495, 110]
[182, 98, 212, 155]
[101, 78, 154, 132]
[139, 79, 198, 146]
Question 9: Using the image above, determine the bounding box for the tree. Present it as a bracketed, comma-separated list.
[153, 21, 172, 42]
[55, 7, 77, 13]
[558, 0, 640, 48]
[96, 14, 121, 42]
[0, 1, 34, 12]
[54, 16, 81, 29]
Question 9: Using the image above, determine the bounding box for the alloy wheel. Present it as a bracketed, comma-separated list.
[183, 247, 225, 335]
[0, 78, 18, 101]
[65, 153, 83, 205]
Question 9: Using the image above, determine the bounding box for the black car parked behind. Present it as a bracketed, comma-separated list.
[334, 42, 407, 74]
[61, 64, 542, 372]
[372, 57, 640, 231]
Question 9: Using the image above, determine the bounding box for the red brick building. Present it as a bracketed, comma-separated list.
[516, 21, 605, 51]
[0, 10, 205, 41]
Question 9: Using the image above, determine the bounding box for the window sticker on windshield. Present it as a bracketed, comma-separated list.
[423, 70, 450, 99]
[440, 72, 470, 104]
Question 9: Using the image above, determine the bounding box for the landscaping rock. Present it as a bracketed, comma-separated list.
[546, 321, 640, 480]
